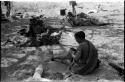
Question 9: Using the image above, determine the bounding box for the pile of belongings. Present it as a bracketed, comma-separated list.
[67, 12, 109, 26]
[18, 16, 62, 47]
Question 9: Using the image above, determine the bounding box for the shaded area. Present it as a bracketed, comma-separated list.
[1, 1, 124, 82]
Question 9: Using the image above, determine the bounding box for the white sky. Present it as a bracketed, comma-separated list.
[0, 0, 124, 2]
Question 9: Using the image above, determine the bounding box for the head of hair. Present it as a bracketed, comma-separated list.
[74, 31, 85, 40]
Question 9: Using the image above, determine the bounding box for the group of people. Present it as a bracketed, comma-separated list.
[19, 16, 100, 77]
[32, 31, 100, 80]
[19, 17, 63, 47]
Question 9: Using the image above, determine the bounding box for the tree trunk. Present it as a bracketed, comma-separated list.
[4, 1, 11, 18]
[72, 5, 76, 16]
[0, 2, 2, 16]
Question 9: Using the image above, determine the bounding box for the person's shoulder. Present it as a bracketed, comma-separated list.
[80, 41, 86, 46]
[79, 41, 88, 48]
[82, 40, 96, 48]
[86, 40, 94, 45]
[87, 40, 97, 50]
[80, 40, 90, 45]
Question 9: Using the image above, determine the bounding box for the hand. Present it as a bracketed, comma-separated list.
[33, 72, 41, 80]
[70, 48, 76, 51]
[71, 54, 75, 58]
[51, 57, 54, 61]
[69, 48, 75, 55]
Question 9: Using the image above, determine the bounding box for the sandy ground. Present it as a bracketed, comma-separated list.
[1, 1, 124, 82]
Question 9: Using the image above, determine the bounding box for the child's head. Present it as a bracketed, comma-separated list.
[74, 31, 85, 43]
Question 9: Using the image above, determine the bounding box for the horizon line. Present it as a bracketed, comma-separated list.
[0, 0, 124, 2]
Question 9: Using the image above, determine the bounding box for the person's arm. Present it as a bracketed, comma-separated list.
[72, 43, 88, 64]
[53, 55, 71, 60]
[52, 47, 76, 60]
[72, 45, 82, 61]
[40, 29, 49, 36]
[53, 48, 75, 60]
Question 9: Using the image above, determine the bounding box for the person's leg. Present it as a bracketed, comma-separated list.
[33, 64, 44, 79]
[70, 64, 80, 74]
[53, 58, 72, 65]
[30, 37, 41, 47]
[19, 37, 32, 47]
[52, 49, 74, 65]
[63, 63, 77, 79]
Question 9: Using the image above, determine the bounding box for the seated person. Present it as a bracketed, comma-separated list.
[52, 31, 99, 75]
[67, 12, 75, 17]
